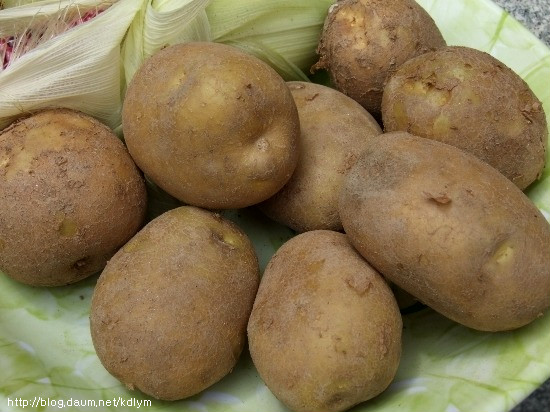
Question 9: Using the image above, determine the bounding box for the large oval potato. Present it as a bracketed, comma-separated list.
[0, 109, 147, 286]
[90, 206, 260, 400]
[248, 230, 402, 412]
[259, 81, 382, 232]
[382, 46, 548, 190]
[339, 131, 550, 332]
[313, 0, 446, 115]
[123, 42, 300, 209]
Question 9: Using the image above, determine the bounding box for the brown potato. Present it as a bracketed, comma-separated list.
[259, 81, 382, 232]
[90, 206, 260, 401]
[339, 131, 550, 332]
[248, 230, 402, 412]
[0, 109, 147, 286]
[389, 282, 418, 311]
[313, 0, 446, 116]
[122, 42, 300, 209]
[382, 46, 548, 190]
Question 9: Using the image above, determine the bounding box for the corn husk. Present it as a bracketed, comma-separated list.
[0, 0, 141, 130]
[1, 0, 41, 8]
[207, 0, 334, 80]
[121, 0, 333, 85]
[121, 0, 211, 88]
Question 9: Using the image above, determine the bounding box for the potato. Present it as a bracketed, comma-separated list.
[122, 42, 300, 210]
[382, 46, 548, 190]
[0, 109, 147, 287]
[90, 206, 260, 401]
[313, 0, 446, 116]
[339, 131, 550, 332]
[248, 230, 402, 412]
[389, 282, 418, 311]
[259, 81, 382, 232]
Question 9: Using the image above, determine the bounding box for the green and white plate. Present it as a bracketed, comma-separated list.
[1, 0, 549, 411]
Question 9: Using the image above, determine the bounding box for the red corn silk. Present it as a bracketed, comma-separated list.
[68, 8, 104, 28]
[0, 37, 14, 69]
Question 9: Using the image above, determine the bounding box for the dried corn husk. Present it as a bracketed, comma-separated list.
[0, 0, 141, 130]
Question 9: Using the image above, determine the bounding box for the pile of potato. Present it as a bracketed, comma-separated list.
[1, 0, 549, 411]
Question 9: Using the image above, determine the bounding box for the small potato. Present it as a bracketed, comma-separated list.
[0, 109, 147, 286]
[248, 230, 402, 412]
[313, 0, 446, 115]
[259, 81, 382, 232]
[339, 132, 550, 332]
[123, 42, 300, 209]
[90, 206, 259, 401]
[382, 46, 548, 190]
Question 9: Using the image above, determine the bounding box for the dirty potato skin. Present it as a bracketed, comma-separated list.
[248, 230, 402, 412]
[313, 0, 446, 116]
[90, 206, 260, 401]
[339, 132, 550, 332]
[122, 42, 300, 209]
[382, 46, 548, 190]
[259, 81, 382, 232]
[0, 109, 147, 287]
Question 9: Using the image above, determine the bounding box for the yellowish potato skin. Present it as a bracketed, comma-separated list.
[339, 132, 550, 332]
[313, 0, 446, 115]
[90, 206, 260, 401]
[0, 109, 147, 286]
[248, 230, 402, 412]
[259, 81, 382, 232]
[382, 46, 548, 190]
[122, 42, 300, 209]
